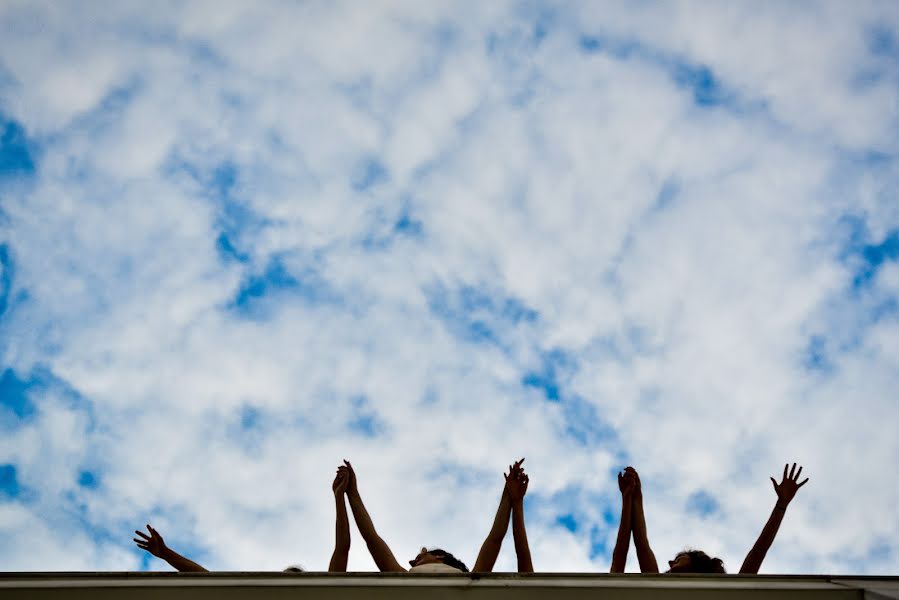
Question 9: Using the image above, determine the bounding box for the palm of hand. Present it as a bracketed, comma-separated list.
[771, 463, 808, 506]
[775, 479, 799, 503]
[618, 472, 636, 496]
[333, 467, 350, 495]
[504, 458, 528, 501]
[146, 535, 166, 557]
[506, 473, 528, 501]
[134, 526, 167, 558]
[342, 460, 357, 494]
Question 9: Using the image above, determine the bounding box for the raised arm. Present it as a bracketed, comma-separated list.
[343, 460, 406, 572]
[629, 468, 659, 573]
[611, 469, 635, 573]
[328, 465, 351, 572]
[506, 460, 533, 573]
[471, 460, 518, 572]
[133, 524, 208, 572]
[739, 463, 808, 574]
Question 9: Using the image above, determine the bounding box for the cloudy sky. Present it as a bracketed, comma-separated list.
[1, 0, 898, 575]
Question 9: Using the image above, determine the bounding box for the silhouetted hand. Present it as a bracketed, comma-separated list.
[505, 458, 528, 502]
[134, 524, 168, 558]
[625, 466, 642, 499]
[333, 465, 350, 496]
[618, 468, 636, 498]
[343, 460, 358, 495]
[771, 463, 808, 507]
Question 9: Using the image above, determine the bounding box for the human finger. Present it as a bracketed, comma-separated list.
[770, 477, 777, 491]
[782, 464, 788, 482]
[798, 477, 809, 487]
[794, 466, 803, 481]
[135, 530, 150, 540]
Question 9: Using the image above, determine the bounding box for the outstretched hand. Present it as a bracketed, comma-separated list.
[625, 466, 643, 498]
[342, 460, 358, 495]
[333, 465, 350, 496]
[771, 463, 808, 507]
[133, 524, 168, 558]
[618, 468, 636, 498]
[504, 458, 529, 502]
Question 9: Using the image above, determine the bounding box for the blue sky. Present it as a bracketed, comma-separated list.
[0, 1, 898, 574]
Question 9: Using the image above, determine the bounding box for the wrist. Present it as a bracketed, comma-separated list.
[775, 500, 789, 511]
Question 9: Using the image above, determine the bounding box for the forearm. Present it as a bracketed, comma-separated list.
[631, 494, 659, 573]
[346, 490, 403, 572]
[160, 548, 208, 572]
[511, 500, 533, 573]
[329, 494, 350, 572]
[610, 495, 632, 573]
[473, 493, 512, 572]
[739, 502, 788, 574]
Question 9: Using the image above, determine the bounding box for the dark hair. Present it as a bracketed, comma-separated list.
[678, 550, 726, 574]
[429, 548, 469, 572]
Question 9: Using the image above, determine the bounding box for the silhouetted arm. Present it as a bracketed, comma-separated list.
[506, 462, 533, 573]
[343, 461, 406, 572]
[472, 460, 520, 572]
[133, 525, 208, 572]
[629, 468, 659, 573]
[611, 470, 635, 573]
[328, 465, 351, 572]
[739, 463, 808, 574]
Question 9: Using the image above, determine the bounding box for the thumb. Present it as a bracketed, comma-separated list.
[770, 477, 778, 491]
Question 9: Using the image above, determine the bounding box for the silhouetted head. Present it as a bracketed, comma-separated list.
[409, 547, 469, 572]
[667, 550, 725, 573]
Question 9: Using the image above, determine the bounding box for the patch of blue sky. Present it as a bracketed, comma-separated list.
[577, 32, 744, 111]
[528, 483, 617, 562]
[227, 254, 339, 318]
[0, 463, 20, 498]
[685, 490, 720, 518]
[867, 24, 899, 61]
[0, 367, 37, 423]
[0, 365, 95, 430]
[555, 512, 578, 533]
[425, 282, 539, 349]
[0, 243, 13, 318]
[351, 157, 388, 192]
[562, 394, 619, 447]
[653, 178, 679, 211]
[393, 210, 424, 237]
[209, 162, 260, 265]
[0, 113, 37, 179]
[224, 404, 270, 457]
[802, 335, 833, 374]
[77, 470, 100, 490]
[347, 395, 388, 438]
[164, 158, 265, 265]
[852, 229, 899, 289]
[521, 348, 572, 402]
